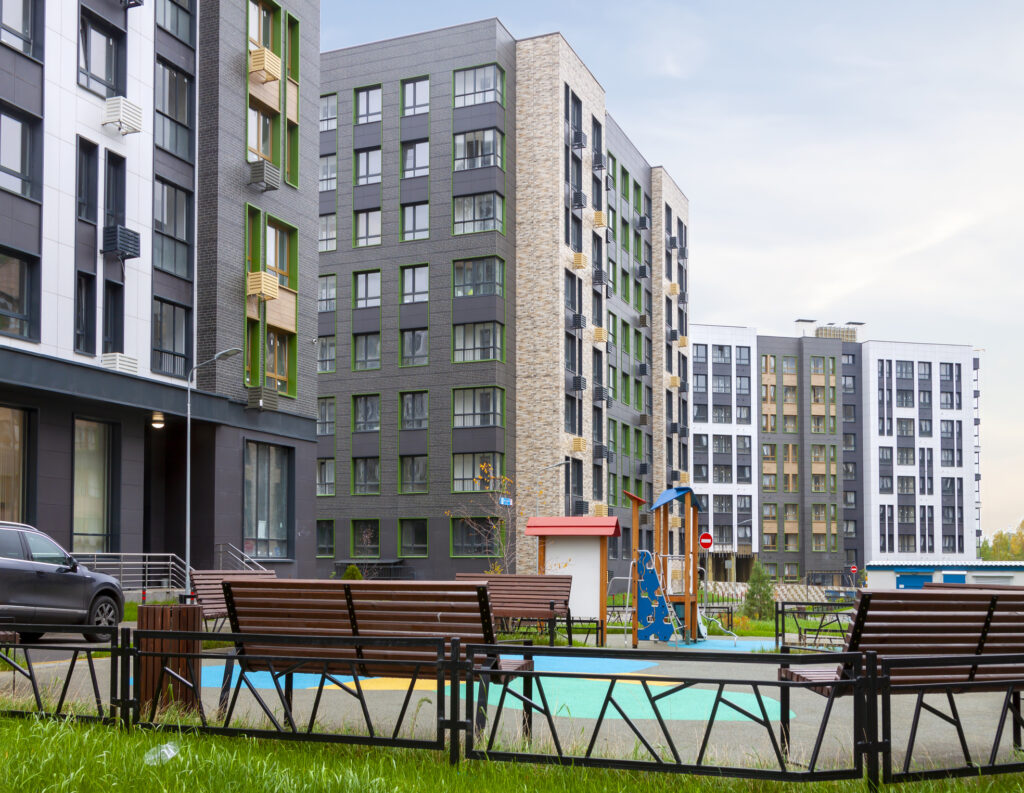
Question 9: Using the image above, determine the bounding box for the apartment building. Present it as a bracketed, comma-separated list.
[315, 20, 691, 579]
[687, 323, 981, 584]
[0, 0, 319, 573]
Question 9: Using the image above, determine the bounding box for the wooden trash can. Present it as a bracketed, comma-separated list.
[137, 604, 202, 713]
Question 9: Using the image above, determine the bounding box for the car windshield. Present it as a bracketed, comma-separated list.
[24, 532, 68, 566]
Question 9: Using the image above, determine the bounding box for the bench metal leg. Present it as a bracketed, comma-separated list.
[217, 650, 237, 718]
[1014, 691, 1022, 751]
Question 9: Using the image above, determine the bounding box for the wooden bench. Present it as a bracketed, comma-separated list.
[455, 573, 574, 645]
[220, 578, 533, 734]
[779, 589, 1024, 767]
[189, 569, 276, 631]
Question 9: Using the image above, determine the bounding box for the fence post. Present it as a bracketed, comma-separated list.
[120, 627, 132, 730]
[779, 645, 790, 757]
[864, 650, 880, 792]
[449, 637, 460, 766]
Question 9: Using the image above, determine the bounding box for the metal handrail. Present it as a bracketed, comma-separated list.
[72, 552, 188, 591]
[213, 543, 267, 571]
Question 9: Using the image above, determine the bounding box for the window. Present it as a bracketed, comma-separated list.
[353, 458, 380, 495]
[737, 376, 750, 396]
[265, 329, 290, 392]
[154, 61, 192, 160]
[693, 374, 707, 393]
[247, 105, 274, 162]
[354, 270, 381, 308]
[693, 403, 707, 423]
[939, 391, 954, 409]
[843, 404, 856, 423]
[693, 464, 708, 483]
[453, 387, 503, 427]
[402, 203, 429, 240]
[353, 333, 381, 370]
[317, 398, 335, 435]
[453, 322, 502, 362]
[1, 0, 33, 54]
[74, 273, 95, 354]
[401, 391, 428, 430]
[736, 406, 751, 424]
[842, 375, 855, 393]
[713, 465, 732, 484]
[78, 14, 121, 97]
[316, 459, 335, 496]
[354, 210, 381, 246]
[782, 356, 797, 375]
[453, 128, 504, 172]
[355, 148, 381, 185]
[317, 336, 336, 372]
[712, 345, 731, 364]
[940, 362, 953, 381]
[761, 353, 776, 373]
[401, 76, 429, 115]
[896, 389, 914, 408]
[452, 517, 500, 557]
[897, 418, 915, 436]
[712, 375, 731, 394]
[453, 452, 502, 491]
[355, 85, 382, 123]
[918, 361, 931, 379]
[351, 519, 380, 556]
[153, 181, 192, 278]
[265, 221, 292, 286]
[396, 518, 428, 557]
[319, 94, 337, 131]
[76, 138, 98, 222]
[102, 280, 123, 355]
[402, 140, 429, 178]
[353, 394, 380, 432]
[783, 386, 796, 404]
[243, 441, 291, 559]
[319, 154, 337, 191]
[401, 265, 428, 303]
[737, 346, 750, 366]
[247, 0, 274, 48]
[842, 353, 855, 366]
[898, 476, 915, 495]
[151, 299, 189, 377]
[454, 256, 504, 297]
[400, 456, 429, 493]
[318, 214, 337, 252]
[920, 419, 932, 436]
[454, 64, 503, 107]
[453, 193, 503, 234]
[316, 520, 334, 557]
[919, 389, 931, 406]
[897, 447, 915, 466]
[713, 435, 732, 454]
[895, 360, 914, 379]
[401, 329, 428, 366]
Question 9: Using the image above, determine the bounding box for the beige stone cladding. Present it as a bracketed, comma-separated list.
[514, 34, 606, 572]
[651, 167, 690, 551]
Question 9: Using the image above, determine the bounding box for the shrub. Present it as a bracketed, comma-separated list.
[741, 561, 774, 620]
[340, 564, 363, 580]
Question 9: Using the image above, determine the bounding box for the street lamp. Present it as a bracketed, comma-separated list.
[185, 347, 241, 593]
[534, 460, 571, 518]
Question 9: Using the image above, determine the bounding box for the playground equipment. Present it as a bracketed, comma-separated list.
[614, 486, 736, 648]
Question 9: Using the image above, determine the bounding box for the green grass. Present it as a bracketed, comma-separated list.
[2, 717, 1023, 792]
[123, 599, 179, 623]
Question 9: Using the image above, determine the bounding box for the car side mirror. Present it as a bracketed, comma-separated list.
[65, 556, 79, 573]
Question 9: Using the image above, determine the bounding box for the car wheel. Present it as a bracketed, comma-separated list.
[17, 632, 42, 643]
[83, 595, 119, 642]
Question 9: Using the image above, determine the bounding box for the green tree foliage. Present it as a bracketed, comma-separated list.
[340, 564, 364, 580]
[742, 560, 774, 620]
[978, 519, 1024, 561]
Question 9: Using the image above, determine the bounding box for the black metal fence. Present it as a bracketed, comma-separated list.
[3, 625, 1024, 789]
[774, 600, 856, 650]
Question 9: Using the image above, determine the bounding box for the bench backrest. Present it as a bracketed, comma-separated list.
[191, 569, 276, 618]
[454, 573, 572, 614]
[222, 578, 494, 677]
[840, 589, 1024, 685]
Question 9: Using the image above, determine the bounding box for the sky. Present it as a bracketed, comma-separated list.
[321, 1, 1024, 535]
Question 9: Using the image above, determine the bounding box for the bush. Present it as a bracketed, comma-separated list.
[340, 564, 363, 580]
[741, 561, 774, 620]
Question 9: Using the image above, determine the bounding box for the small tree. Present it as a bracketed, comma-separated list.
[340, 564, 363, 580]
[742, 560, 774, 620]
[446, 461, 521, 574]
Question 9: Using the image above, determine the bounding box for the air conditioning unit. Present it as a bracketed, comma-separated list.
[593, 503, 609, 517]
[593, 210, 606, 228]
[637, 462, 650, 475]
[593, 386, 608, 402]
[604, 284, 613, 299]
[571, 436, 587, 453]
[679, 291, 688, 304]
[637, 362, 650, 377]
[680, 425, 689, 437]
[247, 386, 278, 411]
[638, 315, 649, 328]
[667, 329, 679, 342]
[668, 282, 680, 296]
[571, 190, 587, 210]
[638, 414, 650, 427]
[639, 513, 650, 526]
[637, 215, 650, 230]
[592, 152, 605, 170]
[636, 265, 649, 279]
[670, 469, 680, 482]
[676, 335, 688, 348]
[605, 174, 614, 190]
[669, 515, 682, 529]
[249, 47, 281, 84]
[573, 499, 589, 516]
[246, 270, 280, 301]
[669, 375, 681, 389]
[593, 443, 608, 461]
[668, 236, 679, 250]
[605, 396, 614, 409]
[101, 225, 141, 259]
[572, 375, 587, 392]
[680, 246, 689, 259]
[678, 470, 690, 484]
[249, 159, 281, 191]
[605, 228, 613, 244]
[571, 313, 587, 330]
[121, 0, 144, 7]
[571, 129, 587, 149]
[593, 327, 608, 344]
[592, 269, 607, 286]
[606, 450, 616, 463]
[102, 96, 143, 135]
[100, 352, 138, 374]
[573, 251, 588, 269]
[668, 421, 679, 435]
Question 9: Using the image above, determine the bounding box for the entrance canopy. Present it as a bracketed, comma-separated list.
[525, 517, 621, 537]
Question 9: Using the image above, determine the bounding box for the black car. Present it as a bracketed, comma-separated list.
[0, 522, 124, 642]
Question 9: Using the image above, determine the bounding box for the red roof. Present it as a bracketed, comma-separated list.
[525, 517, 621, 537]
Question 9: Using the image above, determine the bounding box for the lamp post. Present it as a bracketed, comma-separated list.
[185, 347, 241, 593]
[534, 460, 571, 518]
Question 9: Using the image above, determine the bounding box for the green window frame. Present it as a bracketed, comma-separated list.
[450, 517, 502, 558]
[350, 518, 380, 557]
[351, 457, 380, 495]
[399, 455, 429, 493]
[399, 518, 429, 557]
[315, 519, 334, 558]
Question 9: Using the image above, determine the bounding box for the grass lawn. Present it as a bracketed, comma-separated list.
[2, 717, 1023, 793]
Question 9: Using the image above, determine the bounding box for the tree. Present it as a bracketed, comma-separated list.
[445, 461, 521, 574]
[742, 560, 774, 620]
[339, 564, 363, 580]
[978, 519, 1024, 561]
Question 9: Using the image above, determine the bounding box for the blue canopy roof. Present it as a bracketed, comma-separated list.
[649, 486, 702, 513]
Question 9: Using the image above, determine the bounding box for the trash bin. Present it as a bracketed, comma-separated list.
[137, 604, 202, 713]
